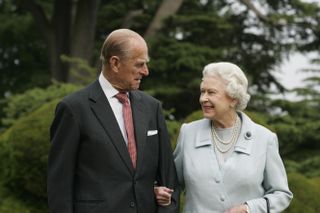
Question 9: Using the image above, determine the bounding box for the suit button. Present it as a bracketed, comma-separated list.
[129, 201, 135, 207]
[220, 196, 225, 202]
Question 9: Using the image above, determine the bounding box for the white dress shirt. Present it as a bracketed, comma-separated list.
[98, 72, 129, 145]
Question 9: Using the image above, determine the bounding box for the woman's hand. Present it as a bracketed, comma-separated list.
[154, 186, 174, 206]
[224, 204, 249, 213]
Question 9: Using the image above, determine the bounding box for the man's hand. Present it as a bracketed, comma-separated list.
[154, 186, 174, 206]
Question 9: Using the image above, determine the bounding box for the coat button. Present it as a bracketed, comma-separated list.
[129, 201, 135, 207]
[245, 131, 252, 139]
[220, 196, 225, 202]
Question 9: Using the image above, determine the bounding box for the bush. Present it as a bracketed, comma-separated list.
[1, 83, 79, 129]
[166, 119, 182, 149]
[284, 173, 320, 213]
[285, 156, 320, 178]
[0, 100, 58, 212]
[0, 185, 46, 213]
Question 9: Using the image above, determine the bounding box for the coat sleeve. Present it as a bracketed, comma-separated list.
[47, 101, 80, 213]
[156, 102, 180, 213]
[173, 124, 186, 190]
[246, 133, 293, 213]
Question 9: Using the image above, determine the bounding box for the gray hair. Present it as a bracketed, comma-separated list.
[100, 29, 146, 66]
[202, 62, 251, 110]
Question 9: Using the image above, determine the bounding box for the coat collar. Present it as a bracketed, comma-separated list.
[194, 112, 255, 155]
[195, 119, 212, 148]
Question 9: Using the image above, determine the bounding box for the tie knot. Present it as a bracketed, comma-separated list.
[115, 92, 129, 104]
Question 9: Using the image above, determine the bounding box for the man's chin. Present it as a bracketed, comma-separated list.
[131, 84, 141, 90]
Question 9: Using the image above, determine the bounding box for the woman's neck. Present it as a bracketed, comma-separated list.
[213, 112, 238, 128]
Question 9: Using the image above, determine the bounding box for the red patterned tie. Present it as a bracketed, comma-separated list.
[115, 92, 137, 169]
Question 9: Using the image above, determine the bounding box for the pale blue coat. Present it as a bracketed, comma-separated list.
[174, 112, 293, 213]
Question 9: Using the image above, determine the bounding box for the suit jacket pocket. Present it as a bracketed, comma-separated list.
[74, 199, 106, 213]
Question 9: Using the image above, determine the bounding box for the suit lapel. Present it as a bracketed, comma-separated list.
[88, 81, 134, 173]
[129, 91, 148, 172]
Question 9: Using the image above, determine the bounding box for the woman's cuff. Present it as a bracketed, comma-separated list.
[244, 202, 250, 213]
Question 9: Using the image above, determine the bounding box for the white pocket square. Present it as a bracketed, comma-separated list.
[147, 130, 158, 136]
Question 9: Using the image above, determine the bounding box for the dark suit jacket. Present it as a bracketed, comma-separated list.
[48, 80, 179, 213]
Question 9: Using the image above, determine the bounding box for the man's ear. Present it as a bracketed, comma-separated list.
[109, 56, 120, 72]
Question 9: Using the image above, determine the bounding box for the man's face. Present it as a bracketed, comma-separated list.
[116, 40, 149, 91]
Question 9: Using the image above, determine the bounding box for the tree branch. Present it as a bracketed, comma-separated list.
[16, 0, 52, 41]
[144, 0, 183, 39]
[238, 0, 268, 22]
[121, 9, 143, 29]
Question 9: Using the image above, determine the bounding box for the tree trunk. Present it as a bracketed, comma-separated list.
[50, 0, 72, 82]
[70, 0, 100, 61]
[144, 0, 183, 39]
[17, 0, 100, 82]
[69, 0, 100, 82]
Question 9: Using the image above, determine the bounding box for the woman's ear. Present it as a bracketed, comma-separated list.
[230, 98, 238, 108]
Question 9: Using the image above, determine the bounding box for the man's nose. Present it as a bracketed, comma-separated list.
[141, 64, 149, 76]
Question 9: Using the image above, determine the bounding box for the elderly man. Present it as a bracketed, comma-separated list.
[48, 29, 179, 213]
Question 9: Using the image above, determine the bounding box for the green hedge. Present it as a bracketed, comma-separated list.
[284, 173, 320, 213]
[0, 100, 59, 212]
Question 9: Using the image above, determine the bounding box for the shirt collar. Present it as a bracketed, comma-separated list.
[98, 72, 120, 99]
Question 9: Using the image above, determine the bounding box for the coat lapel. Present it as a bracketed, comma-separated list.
[234, 112, 254, 155]
[195, 119, 212, 148]
[129, 91, 148, 172]
[88, 81, 134, 173]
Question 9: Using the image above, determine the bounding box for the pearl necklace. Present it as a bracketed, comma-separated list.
[211, 115, 240, 153]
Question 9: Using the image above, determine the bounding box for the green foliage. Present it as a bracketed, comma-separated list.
[0, 0, 50, 98]
[269, 80, 320, 157]
[285, 156, 320, 178]
[144, 36, 217, 118]
[61, 55, 97, 85]
[1, 83, 80, 129]
[0, 100, 57, 197]
[0, 100, 57, 212]
[166, 120, 182, 149]
[0, 185, 47, 213]
[183, 110, 202, 123]
[0, 193, 31, 213]
[284, 173, 320, 213]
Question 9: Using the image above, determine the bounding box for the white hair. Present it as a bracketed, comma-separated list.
[202, 62, 251, 110]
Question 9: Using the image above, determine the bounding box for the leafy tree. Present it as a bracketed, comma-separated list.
[142, 0, 320, 118]
[0, 0, 50, 98]
[14, 0, 100, 82]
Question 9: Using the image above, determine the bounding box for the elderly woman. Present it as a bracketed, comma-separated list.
[155, 62, 293, 213]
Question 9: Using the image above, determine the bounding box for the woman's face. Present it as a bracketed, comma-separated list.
[199, 75, 236, 121]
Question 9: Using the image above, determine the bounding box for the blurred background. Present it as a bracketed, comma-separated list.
[0, 0, 319, 212]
